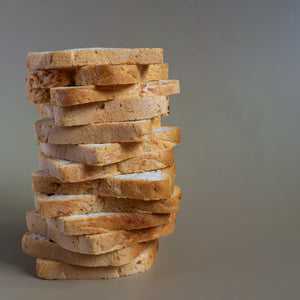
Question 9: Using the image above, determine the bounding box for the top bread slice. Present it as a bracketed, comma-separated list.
[25, 48, 163, 69]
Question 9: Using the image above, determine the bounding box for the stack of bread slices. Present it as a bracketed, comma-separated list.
[22, 48, 181, 280]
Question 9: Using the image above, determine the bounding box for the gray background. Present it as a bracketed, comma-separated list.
[0, 0, 300, 299]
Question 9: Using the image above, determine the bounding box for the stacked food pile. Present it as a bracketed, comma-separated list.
[22, 48, 181, 280]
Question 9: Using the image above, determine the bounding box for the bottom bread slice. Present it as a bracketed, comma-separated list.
[26, 211, 175, 254]
[36, 239, 158, 280]
[22, 232, 151, 267]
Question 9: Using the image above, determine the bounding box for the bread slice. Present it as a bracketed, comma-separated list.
[25, 48, 163, 69]
[51, 80, 180, 106]
[38, 147, 174, 182]
[35, 117, 161, 144]
[28, 80, 180, 105]
[35, 186, 181, 217]
[38, 126, 179, 165]
[38, 95, 169, 126]
[26, 210, 174, 254]
[26, 70, 74, 89]
[32, 165, 175, 200]
[46, 211, 173, 235]
[74, 64, 168, 86]
[26, 64, 168, 90]
[22, 232, 151, 267]
[36, 240, 158, 280]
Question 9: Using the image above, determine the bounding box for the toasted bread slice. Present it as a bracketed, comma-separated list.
[28, 80, 180, 105]
[32, 165, 175, 200]
[38, 147, 174, 182]
[26, 48, 163, 69]
[26, 211, 174, 254]
[38, 126, 180, 165]
[38, 95, 169, 126]
[46, 211, 173, 235]
[35, 117, 161, 144]
[22, 232, 151, 267]
[35, 186, 181, 217]
[36, 240, 158, 280]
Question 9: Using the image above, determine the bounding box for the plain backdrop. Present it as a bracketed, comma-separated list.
[0, 0, 300, 299]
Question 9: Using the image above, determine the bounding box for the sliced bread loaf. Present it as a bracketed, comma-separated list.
[26, 211, 174, 254]
[35, 240, 158, 280]
[35, 186, 181, 217]
[26, 48, 163, 69]
[22, 232, 151, 267]
[35, 117, 161, 144]
[32, 165, 175, 200]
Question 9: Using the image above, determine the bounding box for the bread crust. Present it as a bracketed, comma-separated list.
[35, 240, 158, 280]
[22, 232, 151, 267]
[25, 48, 163, 69]
[35, 186, 181, 217]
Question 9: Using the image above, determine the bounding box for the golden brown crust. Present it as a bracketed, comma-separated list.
[35, 117, 161, 144]
[26, 211, 174, 254]
[32, 165, 175, 200]
[35, 240, 158, 280]
[25, 48, 163, 69]
[38, 95, 169, 126]
[22, 232, 151, 267]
